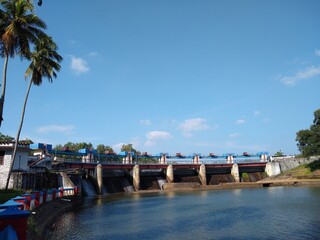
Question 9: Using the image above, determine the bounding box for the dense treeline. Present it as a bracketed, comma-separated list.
[296, 109, 320, 157]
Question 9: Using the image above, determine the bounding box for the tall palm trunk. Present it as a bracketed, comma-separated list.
[0, 55, 9, 128]
[5, 79, 32, 190]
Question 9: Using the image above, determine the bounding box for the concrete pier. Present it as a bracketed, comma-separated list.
[160, 154, 167, 164]
[260, 154, 268, 162]
[133, 165, 140, 191]
[166, 165, 174, 183]
[193, 155, 200, 164]
[198, 164, 207, 185]
[59, 172, 76, 189]
[231, 164, 240, 182]
[226, 155, 234, 163]
[123, 153, 133, 164]
[265, 162, 281, 177]
[96, 164, 103, 194]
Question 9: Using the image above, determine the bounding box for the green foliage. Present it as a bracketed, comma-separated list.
[55, 142, 93, 152]
[279, 159, 320, 178]
[54, 144, 63, 150]
[274, 150, 284, 157]
[306, 160, 320, 172]
[96, 144, 113, 154]
[296, 109, 320, 157]
[138, 157, 158, 164]
[121, 144, 140, 155]
[0, 0, 47, 126]
[0, 132, 14, 141]
[241, 173, 250, 182]
[0, 189, 24, 204]
[121, 143, 133, 152]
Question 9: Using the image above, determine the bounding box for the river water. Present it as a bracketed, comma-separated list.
[47, 186, 320, 240]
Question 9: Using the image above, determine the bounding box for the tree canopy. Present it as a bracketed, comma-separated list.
[296, 109, 320, 157]
[274, 150, 284, 157]
[54, 142, 93, 152]
[121, 143, 140, 155]
[96, 144, 114, 154]
[0, 0, 47, 126]
[0, 132, 13, 141]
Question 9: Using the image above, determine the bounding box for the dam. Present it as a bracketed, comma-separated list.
[53, 157, 271, 194]
[27, 144, 274, 194]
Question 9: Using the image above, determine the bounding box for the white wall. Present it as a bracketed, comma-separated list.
[0, 147, 30, 189]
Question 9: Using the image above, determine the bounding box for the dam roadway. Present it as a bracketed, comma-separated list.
[57, 162, 267, 170]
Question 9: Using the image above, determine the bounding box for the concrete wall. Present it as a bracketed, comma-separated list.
[0, 147, 30, 189]
[271, 156, 319, 172]
[0, 154, 12, 189]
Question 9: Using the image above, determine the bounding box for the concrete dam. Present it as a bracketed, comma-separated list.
[77, 162, 269, 195]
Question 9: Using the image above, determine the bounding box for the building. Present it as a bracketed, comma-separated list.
[0, 141, 31, 189]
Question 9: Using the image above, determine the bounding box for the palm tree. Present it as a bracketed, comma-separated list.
[0, 0, 46, 127]
[5, 35, 62, 190]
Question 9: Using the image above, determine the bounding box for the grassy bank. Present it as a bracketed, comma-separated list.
[280, 159, 320, 178]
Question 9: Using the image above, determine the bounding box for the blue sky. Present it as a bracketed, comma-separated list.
[2, 0, 320, 156]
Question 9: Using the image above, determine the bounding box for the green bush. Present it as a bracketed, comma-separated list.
[241, 173, 250, 182]
[307, 160, 320, 172]
[0, 189, 24, 204]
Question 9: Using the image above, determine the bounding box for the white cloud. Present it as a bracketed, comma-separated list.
[253, 110, 260, 116]
[146, 131, 171, 140]
[280, 66, 320, 86]
[70, 57, 89, 75]
[229, 133, 240, 138]
[315, 49, 320, 56]
[236, 119, 246, 124]
[179, 118, 209, 132]
[36, 124, 75, 134]
[145, 131, 172, 146]
[139, 119, 151, 126]
[89, 51, 99, 57]
[112, 143, 124, 153]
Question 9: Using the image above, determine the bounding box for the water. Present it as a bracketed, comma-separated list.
[47, 186, 320, 240]
[81, 179, 97, 196]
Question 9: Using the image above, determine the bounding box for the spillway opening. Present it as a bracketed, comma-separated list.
[240, 172, 267, 182]
[207, 174, 235, 185]
[174, 168, 201, 184]
[103, 176, 134, 193]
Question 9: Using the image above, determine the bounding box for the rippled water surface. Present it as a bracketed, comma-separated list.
[47, 186, 320, 240]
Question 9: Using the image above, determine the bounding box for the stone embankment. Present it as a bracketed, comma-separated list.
[27, 197, 82, 239]
[271, 156, 318, 172]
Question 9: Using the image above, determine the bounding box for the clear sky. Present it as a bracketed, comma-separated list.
[2, 0, 320, 156]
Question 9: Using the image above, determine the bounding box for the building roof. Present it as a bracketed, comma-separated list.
[0, 140, 33, 146]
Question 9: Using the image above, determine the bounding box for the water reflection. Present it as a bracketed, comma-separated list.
[47, 187, 320, 240]
[232, 188, 242, 196]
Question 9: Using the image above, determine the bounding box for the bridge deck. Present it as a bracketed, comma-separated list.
[57, 162, 267, 170]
